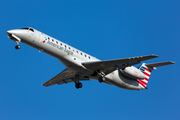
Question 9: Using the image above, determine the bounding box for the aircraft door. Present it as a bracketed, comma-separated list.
[36, 31, 42, 43]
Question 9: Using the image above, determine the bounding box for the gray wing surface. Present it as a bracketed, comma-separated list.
[42, 68, 76, 87]
[82, 55, 158, 75]
[146, 61, 175, 67]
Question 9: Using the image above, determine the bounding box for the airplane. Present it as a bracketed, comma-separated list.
[7, 27, 175, 90]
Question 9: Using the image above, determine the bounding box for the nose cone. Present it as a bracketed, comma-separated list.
[7, 29, 21, 35]
[7, 30, 14, 34]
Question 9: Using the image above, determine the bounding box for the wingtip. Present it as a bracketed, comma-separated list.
[151, 54, 159, 57]
[41, 84, 47, 87]
[169, 61, 176, 64]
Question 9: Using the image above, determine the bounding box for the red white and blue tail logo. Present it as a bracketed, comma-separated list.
[137, 63, 152, 89]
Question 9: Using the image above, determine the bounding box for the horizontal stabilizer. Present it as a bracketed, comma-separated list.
[146, 61, 175, 67]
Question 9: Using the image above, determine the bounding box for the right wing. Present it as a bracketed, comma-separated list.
[42, 68, 76, 87]
[82, 55, 158, 75]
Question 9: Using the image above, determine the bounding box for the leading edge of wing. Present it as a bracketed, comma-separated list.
[82, 55, 158, 71]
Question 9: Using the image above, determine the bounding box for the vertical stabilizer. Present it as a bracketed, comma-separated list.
[137, 61, 175, 89]
[137, 63, 153, 89]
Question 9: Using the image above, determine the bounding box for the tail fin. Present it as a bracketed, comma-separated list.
[137, 63, 153, 89]
[137, 61, 175, 89]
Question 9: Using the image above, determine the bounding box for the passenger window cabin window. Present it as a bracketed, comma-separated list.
[77, 51, 78, 53]
[65, 45, 66, 47]
[52, 39, 54, 42]
[56, 41, 58, 44]
[69, 47, 70, 49]
[60, 43, 62, 46]
[85, 55, 86, 57]
[89, 56, 90, 59]
[81, 53, 82, 55]
[48, 37, 50, 40]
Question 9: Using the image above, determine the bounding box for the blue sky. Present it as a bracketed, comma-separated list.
[0, 0, 179, 120]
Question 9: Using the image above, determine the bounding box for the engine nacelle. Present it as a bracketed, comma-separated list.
[121, 66, 145, 79]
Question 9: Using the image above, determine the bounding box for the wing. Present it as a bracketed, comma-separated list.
[42, 68, 90, 87]
[42, 68, 76, 87]
[82, 55, 158, 75]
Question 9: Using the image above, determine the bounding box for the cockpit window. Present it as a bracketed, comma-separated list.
[29, 28, 34, 32]
[21, 27, 34, 32]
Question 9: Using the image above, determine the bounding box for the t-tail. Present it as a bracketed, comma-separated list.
[137, 61, 175, 89]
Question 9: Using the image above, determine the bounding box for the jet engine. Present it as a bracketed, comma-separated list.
[121, 66, 145, 79]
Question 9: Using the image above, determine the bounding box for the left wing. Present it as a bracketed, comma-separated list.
[42, 68, 90, 87]
[82, 55, 158, 75]
[42, 68, 76, 87]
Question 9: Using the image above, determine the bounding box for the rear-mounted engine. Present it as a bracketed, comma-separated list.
[121, 66, 145, 79]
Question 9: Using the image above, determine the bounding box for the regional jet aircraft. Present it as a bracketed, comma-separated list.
[7, 27, 175, 90]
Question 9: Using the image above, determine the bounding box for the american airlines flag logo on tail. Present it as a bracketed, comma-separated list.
[137, 64, 152, 89]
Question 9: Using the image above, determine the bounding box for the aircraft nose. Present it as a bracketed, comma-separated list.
[7, 30, 14, 34]
[7, 29, 21, 35]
